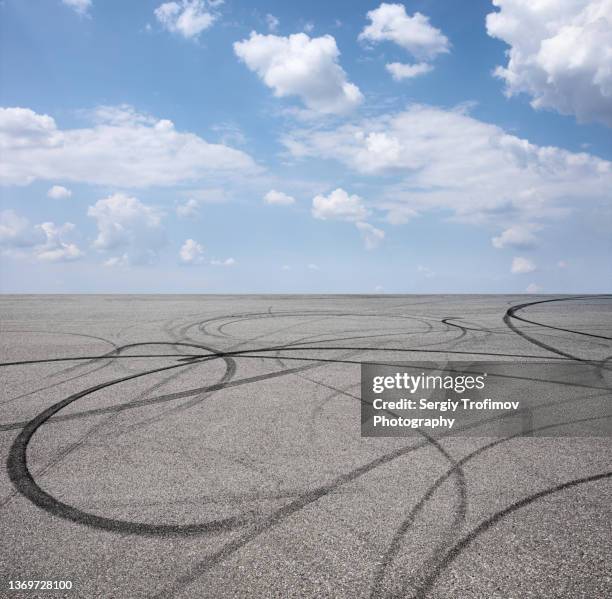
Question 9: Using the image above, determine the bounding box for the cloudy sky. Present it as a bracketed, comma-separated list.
[0, 0, 610, 293]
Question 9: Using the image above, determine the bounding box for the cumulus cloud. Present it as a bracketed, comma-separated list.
[525, 283, 542, 293]
[176, 198, 201, 217]
[264, 189, 295, 205]
[179, 239, 205, 264]
[62, 0, 92, 16]
[0, 210, 82, 262]
[486, 0, 612, 126]
[311, 189, 384, 249]
[511, 256, 536, 274]
[0, 105, 258, 187]
[386, 62, 433, 80]
[356, 221, 385, 250]
[154, 0, 219, 39]
[307, 263, 320, 270]
[34, 222, 83, 262]
[492, 224, 539, 249]
[47, 185, 72, 199]
[284, 104, 612, 227]
[88, 193, 165, 264]
[312, 188, 369, 222]
[234, 32, 363, 115]
[359, 3, 450, 59]
[0, 210, 45, 248]
[0, 107, 60, 150]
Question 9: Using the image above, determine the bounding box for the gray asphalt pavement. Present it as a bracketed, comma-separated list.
[0, 294, 610, 598]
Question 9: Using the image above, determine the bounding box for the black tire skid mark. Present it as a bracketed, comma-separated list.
[0, 329, 120, 406]
[2, 347, 607, 433]
[87, 348, 233, 443]
[151, 307, 459, 431]
[100, 342, 238, 441]
[507, 295, 612, 341]
[0, 343, 577, 370]
[1, 342, 236, 512]
[150, 380, 591, 599]
[369, 410, 612, 599]
[146, 386, 608, 599]
[503, 295, 612, 362]
[214, 310, 434, 341]
[4, 299, 610, 595]
[294, 373, 468, 570]
[184, 303, 462, 346]
[380, 295, 612, 598]
[2, 332, 465, 598]
[268, 315, 452, 445]
[5, 348, 463, 547]
[137, 311, 365, 430]
[193, 310, 434, 349]
[155, 340, 601, 597]
[411, 470, 611, 599]
[148, 411, 465, 599]
[6, 356, 254, 536]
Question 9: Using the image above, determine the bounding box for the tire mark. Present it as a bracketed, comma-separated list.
[411, 471, 611, 599]
[370, 411, 612, 599]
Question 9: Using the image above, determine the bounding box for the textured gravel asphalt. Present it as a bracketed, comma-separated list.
[0, 294, 610, 598]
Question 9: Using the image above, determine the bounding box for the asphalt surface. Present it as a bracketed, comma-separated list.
[0, 294, 610, 598]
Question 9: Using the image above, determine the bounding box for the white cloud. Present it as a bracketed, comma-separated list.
[0, 210, 45, 248]
[0, 105, 258, 187]
[62, 0, 92, 16]
[511, 256, 536, 274]
[311, 189, 382, 249]
[234, 32, 363, 115]
[525, 283, 542, 293]
[486, 0, 612, 126]
[558, 260, 568, 268]
[307, 263, 319, 270]
[34, 222, 83, 262]
[0, 107, 60, 150]
[179, 239, 205, 264]
[211, 257, 236, 266]
[88, 193, 165, 264]
[154, 0, 218, 39]
[176, 198, 201, 217]
[312, 188, 369, 222]
[266, 14, 279, 32]
[386, 62, 433, 81]
[492, 224, 538, 249]
[356, 221, 385, 249]
[359, 3, 449, 60]
[264, 189, 295, 205]
[281, 264, 291, 271]
[284, 104, 612, 227]
[0, 210, 82, 262]
[47, 185, 72, 199]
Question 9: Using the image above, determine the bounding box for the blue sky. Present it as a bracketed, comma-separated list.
[0, 0, 610, 293]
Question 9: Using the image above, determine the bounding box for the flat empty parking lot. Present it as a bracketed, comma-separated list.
[0, 294, 610, 598]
